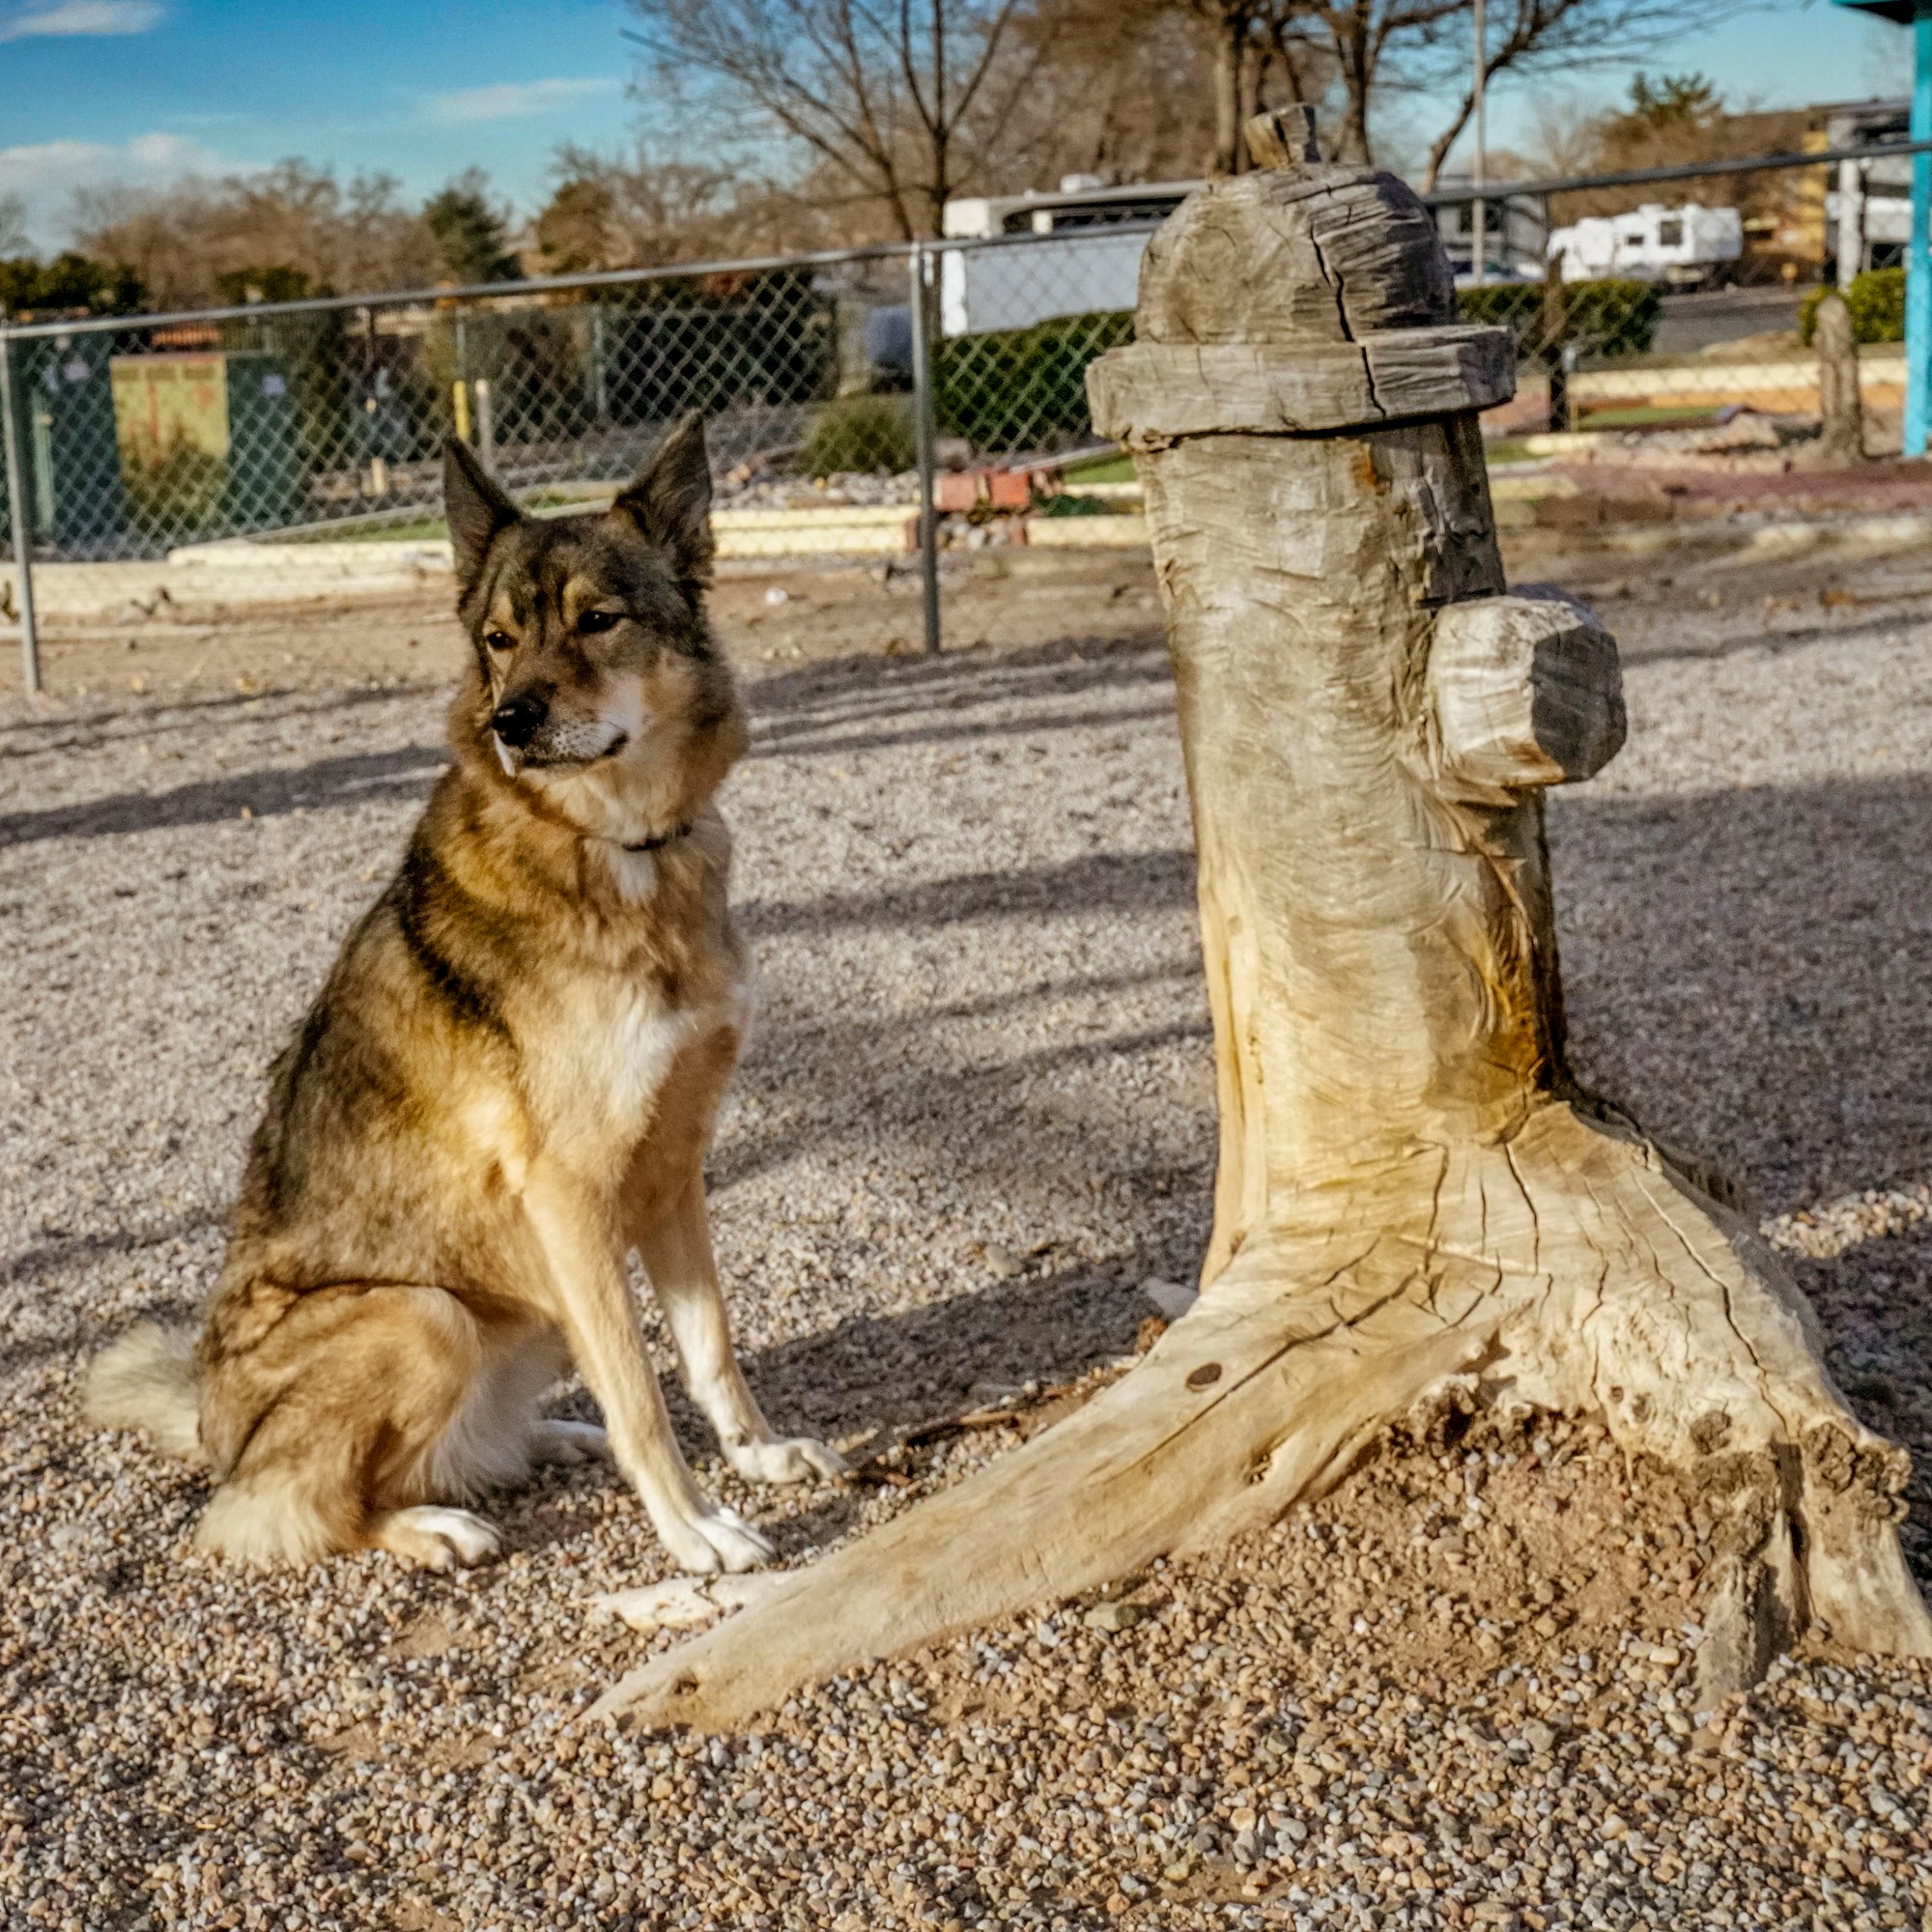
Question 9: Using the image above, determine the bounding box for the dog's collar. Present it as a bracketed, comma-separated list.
[616, 821, 692, 854]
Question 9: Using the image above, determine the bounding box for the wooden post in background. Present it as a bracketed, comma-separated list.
[1815, 289, 1865, 466]
[1543, 253, 1571, 433]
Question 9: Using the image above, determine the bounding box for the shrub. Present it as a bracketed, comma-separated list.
[1799, 268, 1904, 346]
[1455, 281, 1544, 335]
[122, 438, 227, 548]
[1456, 277, 1662, 360]
[798, 393, 917, 475]
[934, 309, 1134, 454]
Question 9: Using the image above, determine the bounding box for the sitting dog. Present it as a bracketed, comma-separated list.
[87, 415, 843, 1573]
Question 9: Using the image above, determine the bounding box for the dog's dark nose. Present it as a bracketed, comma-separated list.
[491, 693, 548, 749]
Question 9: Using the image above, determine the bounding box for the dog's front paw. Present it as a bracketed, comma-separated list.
[653, 1499, 775, 1576]
[724, 1435, 848, 1486]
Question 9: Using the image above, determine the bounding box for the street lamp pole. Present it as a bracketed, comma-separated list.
[1471, 0, 1488, 286]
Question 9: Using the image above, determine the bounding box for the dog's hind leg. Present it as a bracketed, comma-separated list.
[635, 1177, 845, 1487]
[198, 1285, 501, 1570]
[366, 1504, 501, 1571]
[418, 1321, 607, 1493]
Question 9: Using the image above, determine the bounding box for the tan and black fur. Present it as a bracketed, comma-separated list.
[87, 415, 842, 1573]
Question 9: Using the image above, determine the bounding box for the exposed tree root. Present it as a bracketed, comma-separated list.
[593, 1103, 1930, 1731]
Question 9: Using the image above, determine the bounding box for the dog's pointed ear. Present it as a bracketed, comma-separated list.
[443, 437, 521, 596]
[612, 412, 714, 595]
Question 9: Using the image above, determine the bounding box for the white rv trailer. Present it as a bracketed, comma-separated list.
[1546, 204, 1744, 287]
[938, 175, 1192, 337]
[934, 168, 1555, 335]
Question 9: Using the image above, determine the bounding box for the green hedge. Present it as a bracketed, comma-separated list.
[934, 309, 1135, 453]
[799, 394, 918, 475]
[1799, 268, 1904, 346]
[1456, 278, 1662, 360]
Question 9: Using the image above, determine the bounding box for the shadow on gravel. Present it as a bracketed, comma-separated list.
[740, 1265, 1152, 1439]
[0, 1214, 219, 1378]
[0, 633, 1171, 848]
[751, 699, 1179, 765]
[741, 846, 1193, 941]
[0, 745, 445, 849]
[1550, 771, 1932, 1209]
[0, 678, 443, 760]
[1616, 609, 1928, 668]
[744, 631, 1173, 761]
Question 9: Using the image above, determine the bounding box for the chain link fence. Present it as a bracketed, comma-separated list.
[1437, 143, 1920, 442]
[2, 143, 1922, 691]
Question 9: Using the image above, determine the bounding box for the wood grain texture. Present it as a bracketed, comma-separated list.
[1136, 164, 1454, 346]
[1428, 589, 1627, 795]
[1087, 328, 1516, 444]
[1815, 292, 1864, 468]
[593, 136, 1931, 1736]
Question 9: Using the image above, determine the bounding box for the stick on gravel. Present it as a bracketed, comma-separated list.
[596, 114, 1932, 1732]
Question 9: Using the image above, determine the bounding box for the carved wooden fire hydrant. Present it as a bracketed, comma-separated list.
[598, 117, 1930, 1732]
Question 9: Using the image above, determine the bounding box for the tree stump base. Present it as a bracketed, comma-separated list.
[595, 1099, 1928, 1730]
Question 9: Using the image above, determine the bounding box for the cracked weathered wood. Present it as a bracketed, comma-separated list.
[594, 128, 1931, 1734]
[1086, 328, 1515, 441]
[1428, 588, 1626, 795]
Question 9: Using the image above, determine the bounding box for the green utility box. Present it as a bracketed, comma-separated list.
[0, 334, 130, 556]
[110, 349, 301, 546]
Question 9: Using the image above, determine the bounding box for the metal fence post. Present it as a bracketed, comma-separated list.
[474, 377, 496, 474]
[908, 242, 941, 656]
[0, 331, 41, 696]
[1910, 8, 1932, 459]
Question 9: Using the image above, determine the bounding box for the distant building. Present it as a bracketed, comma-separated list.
[1821, 98, 1913, 283]
[938, 174, 1193, 338]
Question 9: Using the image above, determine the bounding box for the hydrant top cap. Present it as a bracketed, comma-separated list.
[1137, 163, 1458, 350]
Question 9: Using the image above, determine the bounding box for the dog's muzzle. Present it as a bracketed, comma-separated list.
[491, 695, 629, 775]
[492, 693, 548, 751]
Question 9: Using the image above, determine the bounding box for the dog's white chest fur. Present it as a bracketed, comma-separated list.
[572, 980, 702, 1133]
[546, 965, 746, 1146]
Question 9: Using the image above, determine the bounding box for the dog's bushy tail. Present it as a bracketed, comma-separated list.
[85, 1322, 205, 1464]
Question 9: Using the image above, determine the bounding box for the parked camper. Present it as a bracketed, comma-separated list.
[938, 175, 1189, 338]
[1547, 204, 1743, 287]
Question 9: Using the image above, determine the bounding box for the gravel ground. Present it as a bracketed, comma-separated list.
[1, 549, 1929, 1931]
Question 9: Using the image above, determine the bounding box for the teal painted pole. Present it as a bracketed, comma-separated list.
[1909, 4, 1932, 455]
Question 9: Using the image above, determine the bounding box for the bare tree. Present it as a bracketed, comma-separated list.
[1406, 0, 1734, 188]
[990, 0, 1217, 191]
[71, 162, 441, 309]
[1176, 0, 1735, 181]
[1183, 3, 1341, 177]
[623, 0, 1061, 239]
[534, 146, 741, 270]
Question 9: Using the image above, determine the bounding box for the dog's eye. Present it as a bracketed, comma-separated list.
[483, 630, 515, 654]
[578, 610, 620, 635]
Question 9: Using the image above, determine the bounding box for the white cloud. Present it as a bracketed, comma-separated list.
[0, 1, 164, 40]
[0, 128, 227, 250]
[428, 76, 620, 125]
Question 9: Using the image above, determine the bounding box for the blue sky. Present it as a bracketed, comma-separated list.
[0, 0, 1904, 251]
